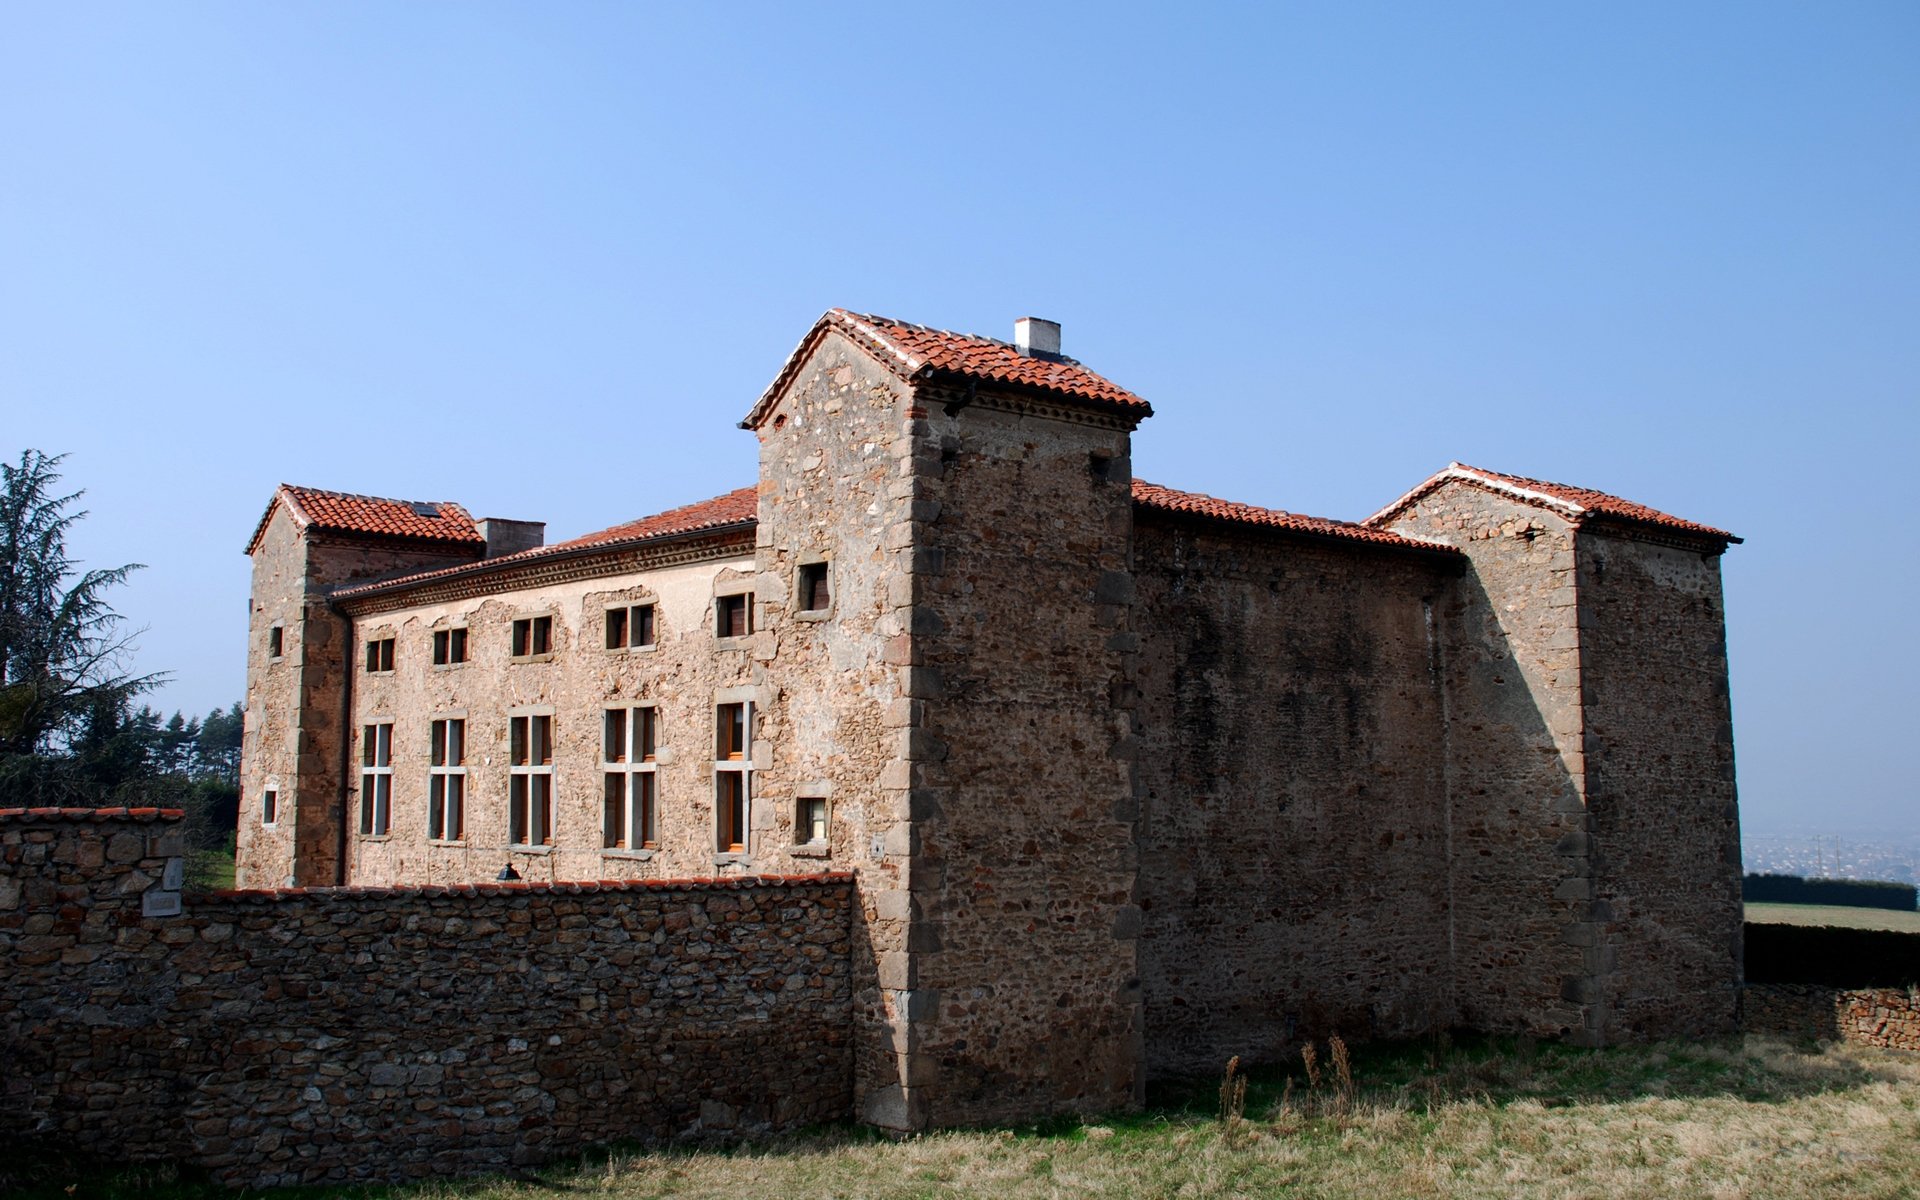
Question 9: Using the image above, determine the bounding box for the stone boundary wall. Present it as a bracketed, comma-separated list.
[1, 808, 855, 1187]
[1744, 984, 1920, 1051]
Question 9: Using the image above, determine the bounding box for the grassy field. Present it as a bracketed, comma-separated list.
[1746, 901, 1920, 932]
[18, 1035, 1920, 1200]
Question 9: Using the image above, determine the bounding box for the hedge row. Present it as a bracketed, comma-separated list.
[1742, 873, 1917, 912]
[1744, 922, 1920, 988]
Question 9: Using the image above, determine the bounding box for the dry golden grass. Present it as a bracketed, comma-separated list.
[396, 1036, 1920, 1200]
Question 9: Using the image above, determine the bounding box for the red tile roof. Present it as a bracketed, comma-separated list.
[329, 486, 758, 601]
[1367, 463, 1741, 543]
[246, 485, 482, 554]
[746, 308, 1151, 427]
[547, 486, 758, 551]
[1132, 479, 1458, 553]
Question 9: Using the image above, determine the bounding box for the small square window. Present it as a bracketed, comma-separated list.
[365, 637, 395, 673]
[716, 594, 753, 639]
[511, 616, 553, 658]
[267, 625, 284, 660]
[262, 789, 278, 826]
[798, 796, 828, 844]
[606, 604, 656, 650]
[797, 563, 831, 613]
[433, 627, 468, 666]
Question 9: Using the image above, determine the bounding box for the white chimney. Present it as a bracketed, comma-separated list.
[1014, 316, 1061, 358]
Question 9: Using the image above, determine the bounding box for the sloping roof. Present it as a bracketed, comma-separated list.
[1366, 463, 1741, 544]
[545, 486, 758, 551]
[1132, 479, 1459, 554]
[744, 309, 1151, 428]
[329, 486, 758, 602]
[246, 485, 482, 554]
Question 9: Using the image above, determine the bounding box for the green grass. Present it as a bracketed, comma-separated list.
[1746, 901, 1920, 932]
[12, 1035, 1920, 1200]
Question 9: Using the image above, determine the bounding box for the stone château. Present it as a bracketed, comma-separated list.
[237, 308, 1744, 1131]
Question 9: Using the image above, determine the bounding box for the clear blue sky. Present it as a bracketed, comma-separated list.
[3, 3, 1914, 836]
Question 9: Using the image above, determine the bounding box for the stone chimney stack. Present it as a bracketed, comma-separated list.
[1014, 317, 1061, 358]
[475, 518, 546, 559]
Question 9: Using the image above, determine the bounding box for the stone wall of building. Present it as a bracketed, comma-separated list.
[1131, 519, 1460, 1077]
[1579, 530, 1743, 1038]
[1744, 984, 1920, 1051]
[239, 506, 484, 889]
[1383, 482, 1594, 1040]
[747, 329, 920, 1127]
[2, 808, 854, 1188]
[336, 550, 776, 885]
[902, 393, 1144, 1127]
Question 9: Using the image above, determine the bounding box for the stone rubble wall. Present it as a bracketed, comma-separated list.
[1383, 483, 1594, 1039]
[1744, 984, 1920, 1051]
[2, 809, 854, 1188]
[1131, 519, 1460, 1076]
[1578, 530, 1742, 1040]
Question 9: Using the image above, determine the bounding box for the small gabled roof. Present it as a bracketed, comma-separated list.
[245, 484, 482, 555]
[1366, 463, 1741, 544]
[743, 309, 1151, 429]
[1132, 479, 1459, 554]
[328, 486, 758, 603]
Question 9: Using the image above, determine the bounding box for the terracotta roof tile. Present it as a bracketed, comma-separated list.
[1367, 463, 1741, 543]
[246, 485, 481, 554]
[329, 486, 757, 601]
[547, 486, 758, 550]
[747, 308, 1150, 427]
[1132, 479, 1458, 553]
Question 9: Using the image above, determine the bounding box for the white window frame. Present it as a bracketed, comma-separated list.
[359, 721, 392, 836]
[261, 787, 279, 827]
[602, 705, 659, 850]
[429, 717, 467, 841]
[508, 712, 555, 847]
[714, 700, 753, 853]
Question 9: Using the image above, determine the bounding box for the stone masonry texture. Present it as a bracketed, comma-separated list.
[193, 307, 1755, 1162]
[2, 809, 853, 1188]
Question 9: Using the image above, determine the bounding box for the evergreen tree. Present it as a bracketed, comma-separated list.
[0, 450, 162, 801]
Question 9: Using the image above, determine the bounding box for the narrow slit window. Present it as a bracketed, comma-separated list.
[262, 789, 278, 826]
[267, 625, 283, 659]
